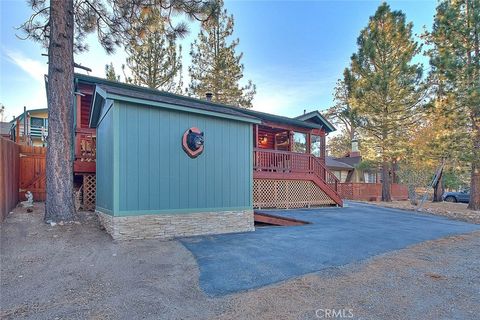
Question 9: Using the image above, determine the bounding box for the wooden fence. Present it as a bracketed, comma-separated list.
[339, 183, 408, 201]
[19, 144, 46, 201]
[0, 138, 20, 221]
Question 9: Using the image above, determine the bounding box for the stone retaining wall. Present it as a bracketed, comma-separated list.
[97, 210, 254, 240]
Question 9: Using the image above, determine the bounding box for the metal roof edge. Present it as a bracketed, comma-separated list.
[74, 73, 324, 130]
[105, 92, 261, 125]
[294, 110, 336, 132]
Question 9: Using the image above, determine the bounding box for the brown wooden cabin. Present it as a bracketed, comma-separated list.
[73, 74, 342, 209]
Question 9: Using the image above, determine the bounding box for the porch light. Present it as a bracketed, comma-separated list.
[259, 135, 268, 145]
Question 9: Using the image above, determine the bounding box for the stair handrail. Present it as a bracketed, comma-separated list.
[309, 155, 339, 192]
[253, 148, 340, 192]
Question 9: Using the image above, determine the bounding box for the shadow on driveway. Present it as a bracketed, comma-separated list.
[181, 202, 480, 296]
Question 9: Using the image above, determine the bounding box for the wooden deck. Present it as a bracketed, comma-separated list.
[253, 149, 343, 207]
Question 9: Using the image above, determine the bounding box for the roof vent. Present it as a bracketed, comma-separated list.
[205, 92, 213, 101]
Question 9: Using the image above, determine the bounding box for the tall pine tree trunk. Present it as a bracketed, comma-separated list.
[381, 160, 392, 202]
[433, 168, 444, 202]
[45, 0, 76, 222]
[468, 116, 480, 210]
[466, 0, 479, 211]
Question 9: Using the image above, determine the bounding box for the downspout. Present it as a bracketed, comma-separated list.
[23, 106, 26, 141]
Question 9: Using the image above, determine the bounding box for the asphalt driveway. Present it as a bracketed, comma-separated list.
[181, 202, 480, 296]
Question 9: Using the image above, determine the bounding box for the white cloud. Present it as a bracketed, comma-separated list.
[4, 49, 47, 83]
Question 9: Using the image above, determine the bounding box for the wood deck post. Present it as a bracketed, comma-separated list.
[306, 132, 311, 154]
[15, 119, 20, 143]
[76, 94, 82, 130]
[321, 134, 326, 160]
[289, 131, 294, 152]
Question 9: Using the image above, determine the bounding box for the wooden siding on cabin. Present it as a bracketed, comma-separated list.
[257, 126, 276, 149]
[77, 83, 94, 128]
[95, 106, 114, 212]
[107, 101, 253, 214]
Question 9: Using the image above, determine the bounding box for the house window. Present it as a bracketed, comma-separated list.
[292, 132, 307, 153]
[275, 132, 289, 151]
[30, 117, 44, 127]
[364, 172, 377, 183]
[333, 170, 341, 180]
[310, 135, 321, 157]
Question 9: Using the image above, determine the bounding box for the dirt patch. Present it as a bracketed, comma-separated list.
[0, 204, 224, 320]
[2, 204, 479, 320]
[360, 200, 480, 224]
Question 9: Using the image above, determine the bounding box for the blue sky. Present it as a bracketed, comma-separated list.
[0, 0, 436, 121]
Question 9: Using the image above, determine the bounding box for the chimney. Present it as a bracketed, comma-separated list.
[205, 92, 213, 101]
[349, 138, 361, 157]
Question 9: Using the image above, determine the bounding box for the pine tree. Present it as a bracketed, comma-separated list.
[124, 8, 183, 92]
[425, 0, 480, 210]
[326, 133, 352, 158]
[188, 1, 256, 108]
[21, 0, 217, 222]
[350, 3, 427, 202]
[105, 63, 120, 81]
[326, 68, 361, 141]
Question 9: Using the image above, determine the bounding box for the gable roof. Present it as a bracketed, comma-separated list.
[75, 74, 328, 131]
[223, 108, 327, 130]
[326, 156, 354, 170]
[334, 155, 362, 167]
[10, 108, 49, 123]
[294, 110, 336, 133]
[76, 74, 260, 127]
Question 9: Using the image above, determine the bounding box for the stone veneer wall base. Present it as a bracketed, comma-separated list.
[97, 210, 254, 240]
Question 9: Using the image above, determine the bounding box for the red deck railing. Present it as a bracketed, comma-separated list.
[253, 148, 339, 193]
[74, 128, 96, 173]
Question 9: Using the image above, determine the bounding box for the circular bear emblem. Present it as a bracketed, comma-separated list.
[182, 127, 204, 158]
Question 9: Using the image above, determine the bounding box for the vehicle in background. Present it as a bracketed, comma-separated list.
[442, 190, 470, 203]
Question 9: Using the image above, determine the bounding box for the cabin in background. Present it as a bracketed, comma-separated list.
[10, 108, 48, 147]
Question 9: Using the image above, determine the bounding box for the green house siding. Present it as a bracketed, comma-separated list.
[104, 101, 253, 216]
[95, 105, 114, 213]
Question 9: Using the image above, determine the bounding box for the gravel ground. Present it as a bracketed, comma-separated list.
[360, 200, 480, 224]
[1, 203, 479, 320]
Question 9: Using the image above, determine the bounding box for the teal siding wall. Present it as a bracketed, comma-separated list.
[95, 104, 114, 213]
[115, 101, 252, 215]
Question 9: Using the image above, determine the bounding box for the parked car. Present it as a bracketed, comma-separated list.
[442, 190, 470, 203]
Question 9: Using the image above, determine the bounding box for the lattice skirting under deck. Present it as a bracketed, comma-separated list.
[253, 179, 336, 209]
[82, 174, 96, 211]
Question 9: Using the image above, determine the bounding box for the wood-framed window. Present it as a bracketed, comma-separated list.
[292, 132, 307, 153]
[310, 134, 321, 157]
